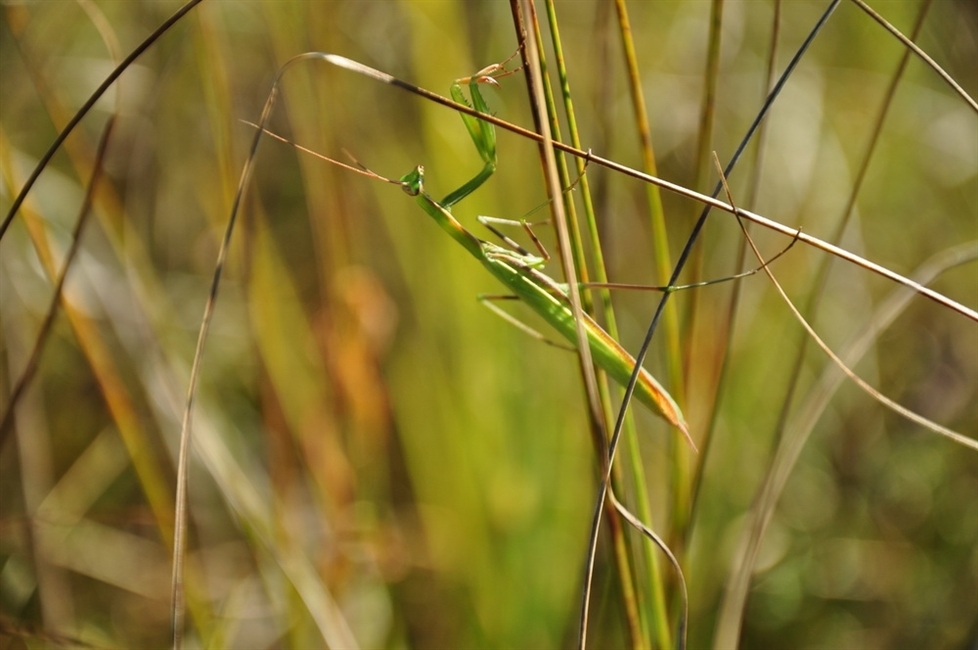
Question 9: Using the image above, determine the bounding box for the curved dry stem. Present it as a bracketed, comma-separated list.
[713, 238, 978, 647]
[577, 433, 692, 650]
[715, 155, 974, 448]
[849, 0, 978, 113]
[170, 51, 350, 649]
[607, 489, 689, 650]
[0, 0, 123, 449]
[0, 119, 117, 445]
[713, 142, 976, 646]
[0, 0, 206, 241]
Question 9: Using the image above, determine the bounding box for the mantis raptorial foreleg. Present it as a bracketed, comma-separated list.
[439, 53, 523, 209]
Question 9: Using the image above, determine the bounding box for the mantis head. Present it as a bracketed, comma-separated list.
[399, 165, 424, 197]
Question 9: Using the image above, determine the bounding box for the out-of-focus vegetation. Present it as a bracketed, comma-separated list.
[1, 1, 975, 648]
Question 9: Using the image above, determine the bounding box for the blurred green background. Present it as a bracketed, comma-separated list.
[1, 1, 976, 648]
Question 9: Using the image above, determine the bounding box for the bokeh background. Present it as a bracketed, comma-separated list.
[1, 1, 976, 648]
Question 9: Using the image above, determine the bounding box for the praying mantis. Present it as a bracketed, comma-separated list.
[275, 55, 799, 452]
[392, 61, 697, 451]
[253, 54, 804, 452]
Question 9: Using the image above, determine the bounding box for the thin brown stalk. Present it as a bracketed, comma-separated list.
[688, 0, 783, 540]
[683, 0, 725, 394]
[611, 0, 691, 546]
[0, 118, 115, 446]
[0, 0, 122, 448]
[170, 51, 342, 650]
[848, 0, 977, 112]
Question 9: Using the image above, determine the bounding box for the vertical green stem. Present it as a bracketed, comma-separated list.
[611, 0, 691, 546]
[688, 0, 778, 536]
[514, 2, 646, 646]
[612, 1, 691, 646]
[543, 1, 673, 648]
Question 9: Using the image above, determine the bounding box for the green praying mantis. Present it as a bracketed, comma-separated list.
[257, 55, 805, 453]
[258, 55, 797, 452]
[394, 60, 697, 451]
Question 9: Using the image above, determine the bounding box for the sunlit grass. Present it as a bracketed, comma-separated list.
[1, 1, 975, 648]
